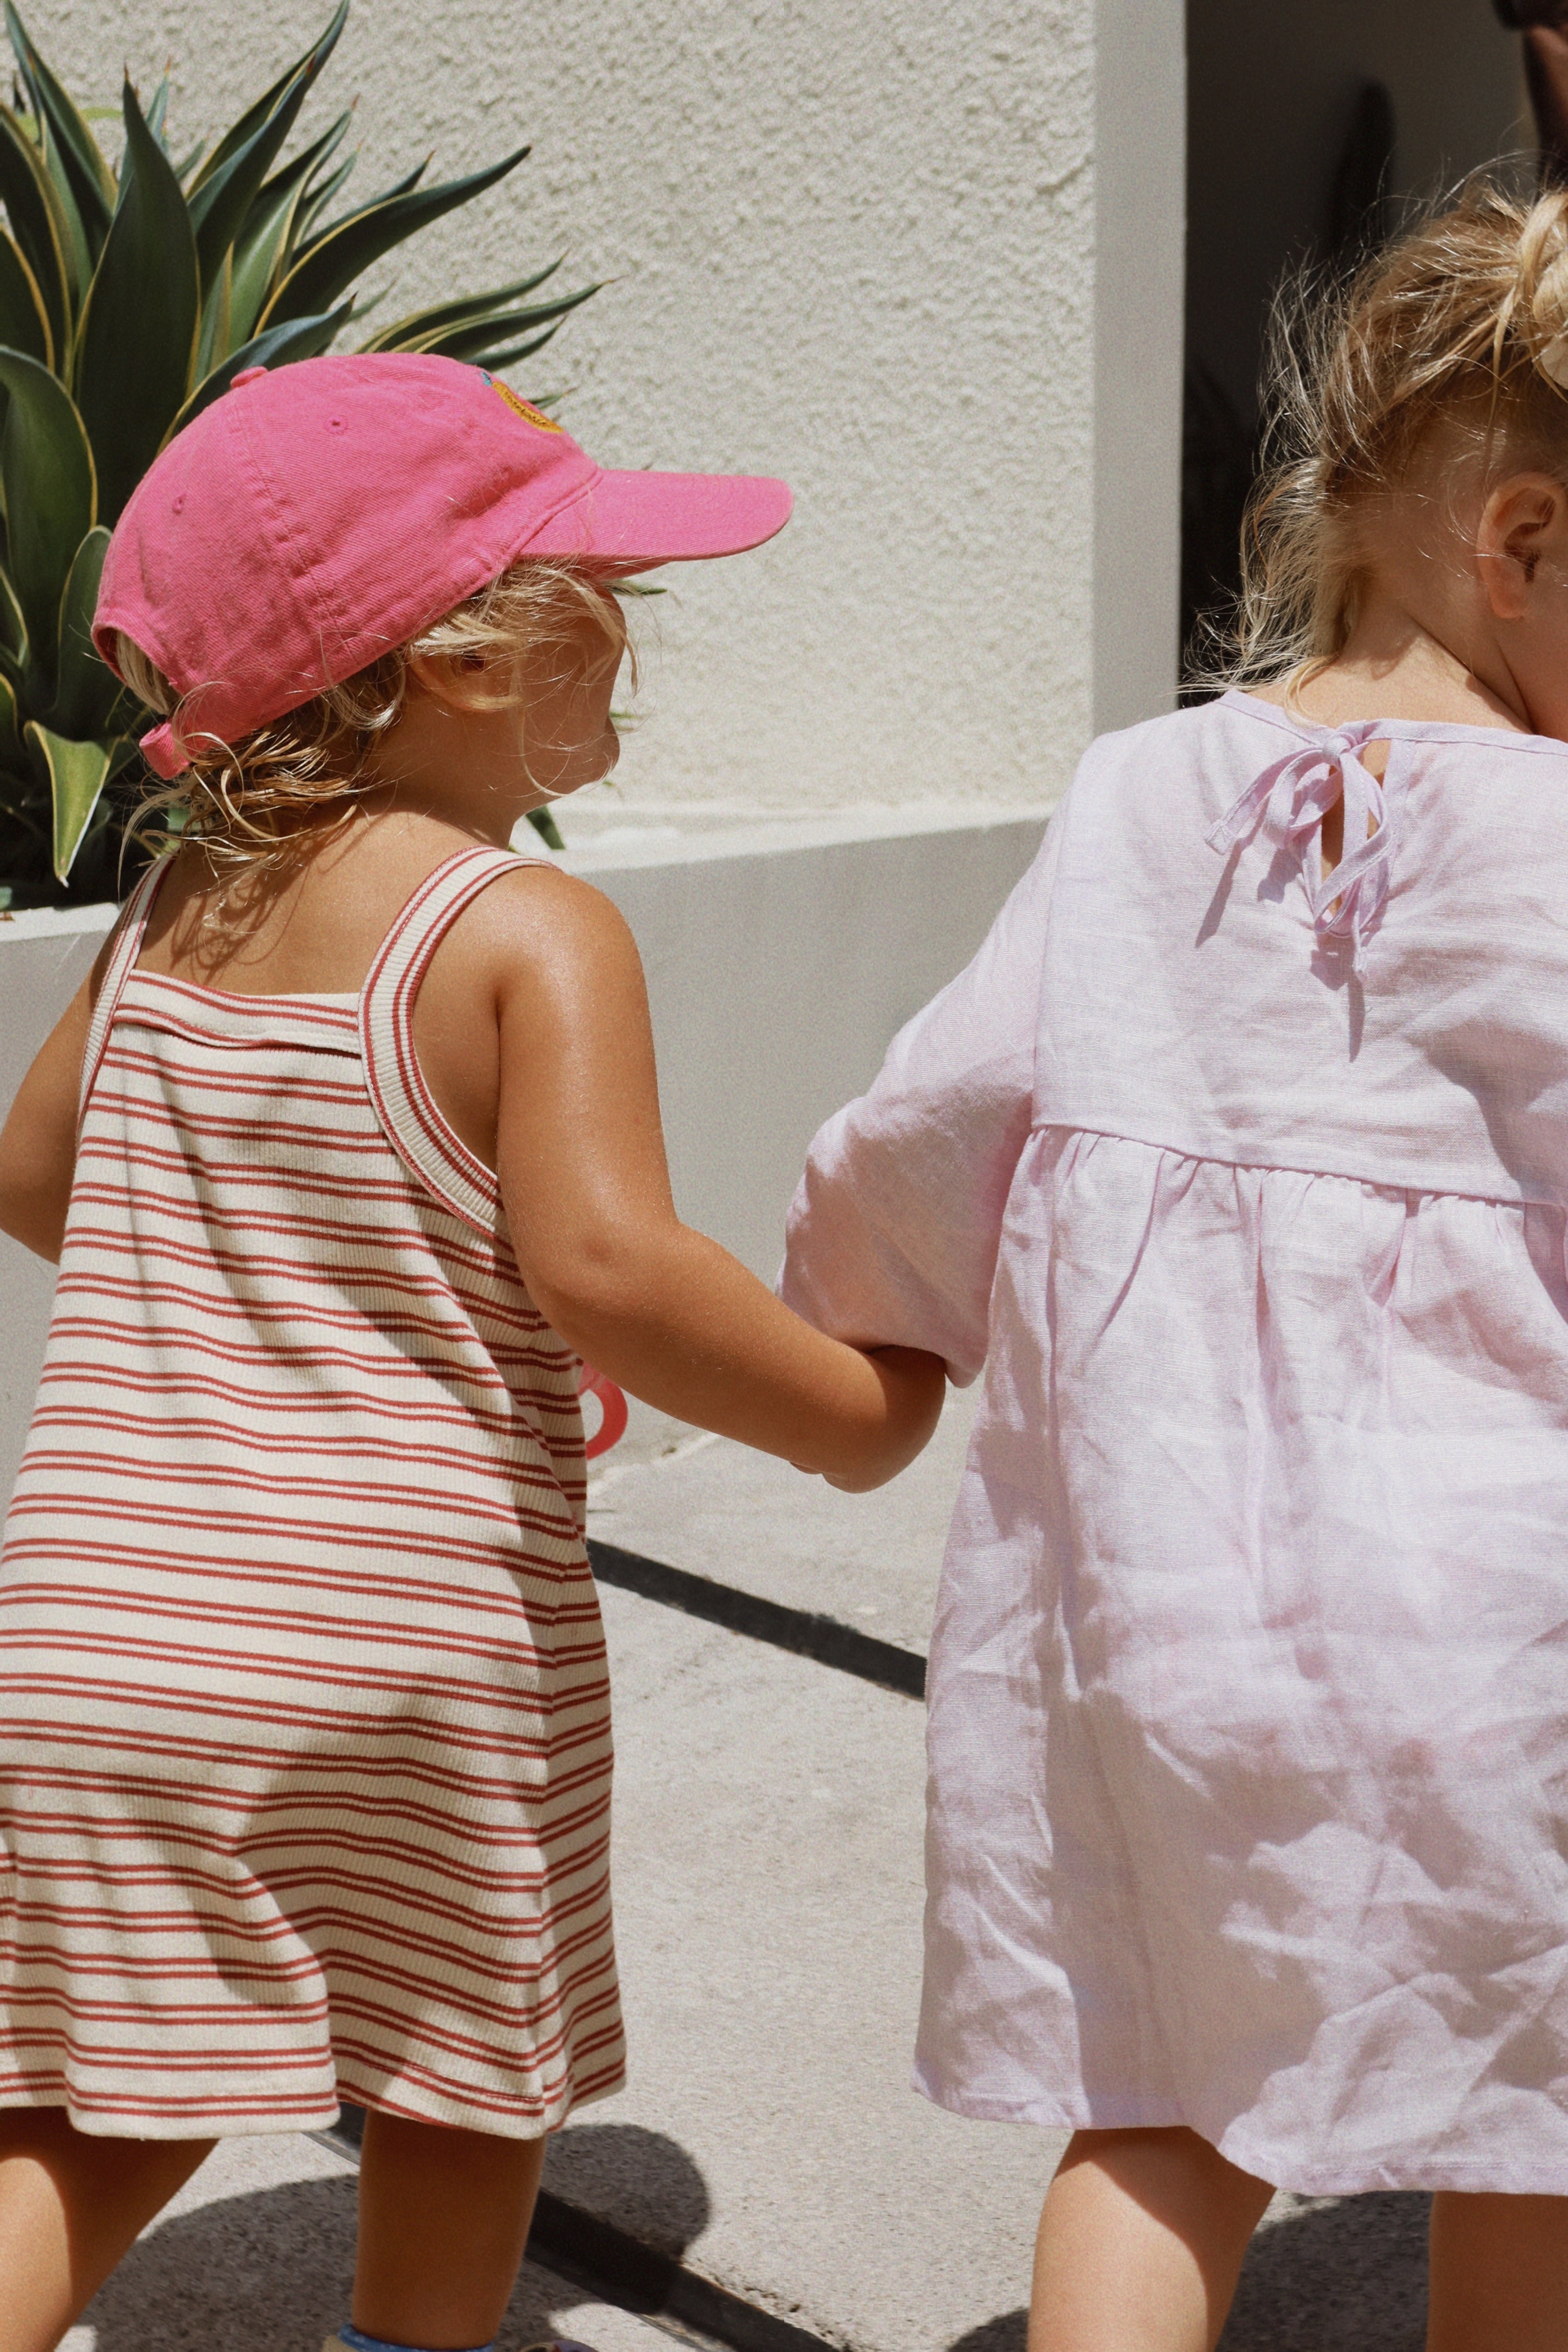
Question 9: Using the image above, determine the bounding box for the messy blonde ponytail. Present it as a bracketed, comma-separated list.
[1215, 175, 1568, 688]
[117, 560, 629, 877]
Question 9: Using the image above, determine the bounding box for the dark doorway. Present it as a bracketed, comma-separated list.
[1181, 3, 1526, 681]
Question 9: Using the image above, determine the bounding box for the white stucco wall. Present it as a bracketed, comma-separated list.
[45, 0, 1184, 815]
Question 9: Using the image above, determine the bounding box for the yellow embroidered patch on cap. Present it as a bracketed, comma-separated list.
[488, 378, 563, 433]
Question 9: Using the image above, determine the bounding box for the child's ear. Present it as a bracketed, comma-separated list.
[1477, 471, 1568, 620]
[404, 647, 495, 712]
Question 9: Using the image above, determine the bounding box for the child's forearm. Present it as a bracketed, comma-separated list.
[527, 1221, 946, 1489]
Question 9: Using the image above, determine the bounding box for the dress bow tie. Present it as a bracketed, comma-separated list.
[1206, 724, 1392, 973]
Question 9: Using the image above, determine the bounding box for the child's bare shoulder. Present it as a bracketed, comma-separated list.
[431, 857, 645, 1006]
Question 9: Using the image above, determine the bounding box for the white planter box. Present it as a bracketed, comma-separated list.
[0, 804, 1047, 1502]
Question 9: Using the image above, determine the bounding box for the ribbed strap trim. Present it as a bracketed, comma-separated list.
[360, 844, 546, 1235]
[76, 856, 176, 1134]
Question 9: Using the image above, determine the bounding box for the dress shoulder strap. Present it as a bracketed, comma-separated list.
[359, 843, 549, 1235]
[77, 855, 176, 1130]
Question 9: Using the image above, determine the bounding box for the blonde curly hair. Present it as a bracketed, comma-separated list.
[1215, 174, 1568, 688]
[116, 559, 630, 874]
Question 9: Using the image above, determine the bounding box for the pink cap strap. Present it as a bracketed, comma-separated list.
[140, 721, 189, 780]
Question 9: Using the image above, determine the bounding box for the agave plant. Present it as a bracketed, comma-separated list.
[0, 1, 596, 906]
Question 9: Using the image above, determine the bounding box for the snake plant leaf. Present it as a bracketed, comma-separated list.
[0, 226, 50, 365]
[524, 807, 565, 850]
[460, 327, 569, 373]
[195, 249, 232, 382]
[289, 156, 426, 264]
[0, 107, 70, 356]
[165, 301, 356, 441]
[358, 261, 564, 352]
[187, 0, 348, 200]
[26, 719, 117, 881]
[145, 76, 170, 147]
[412, 284, 599, 366]
[4, 4, 113, 260]
[0, 564, 28, 672]
[0, 345, 94, 671]
[48, 524, 115, 740]
[259, 145, 530, 329]
[74, 78, 200, 523]
[0, 667, 22, 764]
[186, 32, 344, 299]
[226, 116, 353, 348]
[293, 153, 361, 248]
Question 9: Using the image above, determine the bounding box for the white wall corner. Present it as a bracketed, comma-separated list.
[1092, 0, 1187, 735]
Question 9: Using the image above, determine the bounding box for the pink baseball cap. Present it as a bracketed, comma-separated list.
[94, 352, 792, 780]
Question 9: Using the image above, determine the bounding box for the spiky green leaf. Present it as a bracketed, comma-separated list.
[4, 4, 113, 258]
[524, 806, 564, 850]
[357, 260, 564, 353]
[226, 112, 352, 349]
[258, 144, 530, 329]
[0, 564, 28, 671]
[406, 285, 597, 365]
[292, 151, 359, 246]
[164, 301, 355, 441]
[0, 107, 69, 355]
[26, 719, 116, 880]
[0, 345, 94, 672]
[74, 78, 199, 521]
[0, 667, 22, 764]
[187, 1, 347, 199]
[195, 248, 231, 381]
[187, 11, 349, 298]
[0, 225, 49, 365]
[291, 155, 423, 258]
[48, 524, 115, 738]
[457, 327, 566, 373]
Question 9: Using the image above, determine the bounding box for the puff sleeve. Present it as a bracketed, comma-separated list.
[778, 811, 1060, 1383]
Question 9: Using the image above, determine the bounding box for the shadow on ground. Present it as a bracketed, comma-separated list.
[945, 2189, 1431, 2352]
[76, 2124, 708, 2352]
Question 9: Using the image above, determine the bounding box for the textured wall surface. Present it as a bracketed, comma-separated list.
[45, 0, 1106, 811]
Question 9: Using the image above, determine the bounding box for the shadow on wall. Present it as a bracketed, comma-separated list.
[947, 2189, 1431, 2352]
[76, 2124, 710, 2352]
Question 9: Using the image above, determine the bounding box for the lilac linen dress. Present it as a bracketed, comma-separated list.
[779, 690, 1568, 2195]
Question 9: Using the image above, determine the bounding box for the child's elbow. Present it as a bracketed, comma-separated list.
[0, 1167, 66, 1262]
[515, 1221, 659, 1348]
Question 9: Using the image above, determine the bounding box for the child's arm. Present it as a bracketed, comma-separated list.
[779, 814, 1063, 1381]
[0, 970, 98, 1263]
[492, 872, 945, 1492]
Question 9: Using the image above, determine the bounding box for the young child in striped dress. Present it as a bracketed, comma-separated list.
[0, 355, 944, 2352]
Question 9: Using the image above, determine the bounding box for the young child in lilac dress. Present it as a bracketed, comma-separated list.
[781, 178, 1568, 2349]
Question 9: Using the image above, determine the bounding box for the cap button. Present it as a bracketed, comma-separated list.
[231, 366, 269, 389]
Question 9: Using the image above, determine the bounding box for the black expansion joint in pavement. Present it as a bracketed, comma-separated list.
[315, 2109, 837, 2352]
[587, 1537, 927, 1701]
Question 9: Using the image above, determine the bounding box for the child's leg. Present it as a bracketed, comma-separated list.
[1426, 2190, 1568, 2352]
[0, 2106, 214, 2352]
[351, 2109, 547, 2349]
[1030, 2126, 1274, 2352]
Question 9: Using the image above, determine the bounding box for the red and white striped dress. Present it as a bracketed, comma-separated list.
[0, 846, 625, 2138]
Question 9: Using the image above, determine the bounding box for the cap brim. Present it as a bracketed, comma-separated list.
[520, 467, 792, 569]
